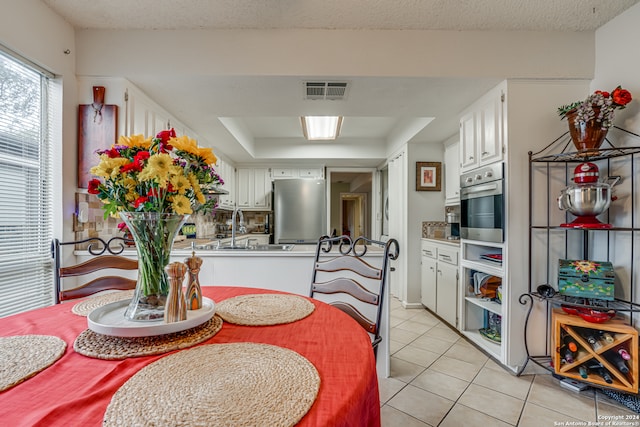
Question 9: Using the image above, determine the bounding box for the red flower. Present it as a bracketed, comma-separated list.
[96, 147, 120, 158]
[156, 128, 176, 144]
[134, 196, 149, 209]
[134, 151, 150, 162]
[595, 90, 610, 98]
[120, 161, 143, 173]
[612, 86, 632, 107]
[117, 222, 128, 231]
[87, 179, 101, 194]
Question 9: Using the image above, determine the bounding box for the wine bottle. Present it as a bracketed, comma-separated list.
[616, 346, 632, 361]
[581, 329, 602, 351]
[587, 363, 613, 384]
[604, 350, 630, 374]
[563, 334, 578, 353]
[578, 365, 588, 379]
[598, 331, 614, 344]
[563, 347, 575, 364]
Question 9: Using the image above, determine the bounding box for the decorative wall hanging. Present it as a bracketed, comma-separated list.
[416, 162, 441, 191]
[78, 86, 118, 188]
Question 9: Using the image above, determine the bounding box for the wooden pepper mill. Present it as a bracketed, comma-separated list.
[184, 251, 203, 310]
[165, 262, 188, 323]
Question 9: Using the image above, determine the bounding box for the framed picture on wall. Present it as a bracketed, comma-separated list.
[416, 162, 441, 191]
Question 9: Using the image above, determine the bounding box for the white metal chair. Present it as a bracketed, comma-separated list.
[309, 235, 399, 356]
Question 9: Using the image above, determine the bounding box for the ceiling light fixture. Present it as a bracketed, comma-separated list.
[301, 116, 343, 141]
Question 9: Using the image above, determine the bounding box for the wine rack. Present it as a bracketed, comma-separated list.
[553, 309, 638, 393]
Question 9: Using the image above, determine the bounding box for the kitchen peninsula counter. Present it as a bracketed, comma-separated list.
[74, 243, 384, 295]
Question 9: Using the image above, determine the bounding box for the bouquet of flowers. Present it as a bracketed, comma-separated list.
[88, 128, 223, 217]
[558, 86, 632, 129]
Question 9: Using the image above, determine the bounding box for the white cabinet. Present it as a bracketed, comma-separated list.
[420, 242, 437, 312]
[459, 86, 504, 173]
[216, 159, 236, 210]
[271, 167, 324, 179]
[237, 168, 272, 210]
[420, 239, 459, 328]
[443, 139, 460, 205]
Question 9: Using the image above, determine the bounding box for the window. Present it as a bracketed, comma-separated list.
[0, 48, 53, 317]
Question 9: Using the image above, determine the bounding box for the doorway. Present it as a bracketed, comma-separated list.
[326, 168, 376, 239]
[340, 192, 367, 239]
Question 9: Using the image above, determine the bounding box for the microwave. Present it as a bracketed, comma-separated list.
[459, 163, 504, 243]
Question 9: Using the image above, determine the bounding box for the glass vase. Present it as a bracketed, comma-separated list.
[120, 212, 188, 321]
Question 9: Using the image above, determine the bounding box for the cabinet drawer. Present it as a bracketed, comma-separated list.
[421, 241, 437, 259]
[438, 247, 458, 266]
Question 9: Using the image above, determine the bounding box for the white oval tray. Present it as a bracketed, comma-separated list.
[88, 297, 215, 337]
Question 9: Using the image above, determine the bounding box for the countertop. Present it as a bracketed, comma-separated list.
[421, 237, 461, 247]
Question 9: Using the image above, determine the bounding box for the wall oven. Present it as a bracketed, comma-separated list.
[460, 162, 504, 243]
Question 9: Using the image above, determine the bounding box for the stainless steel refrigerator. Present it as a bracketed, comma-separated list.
[273, 179, 327, 244]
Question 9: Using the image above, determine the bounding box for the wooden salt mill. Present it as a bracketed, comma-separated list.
[165, 262, 187, 323]
[184, 251, 203, 310]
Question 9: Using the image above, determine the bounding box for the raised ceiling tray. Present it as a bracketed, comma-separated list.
[88, 297, 215, 337]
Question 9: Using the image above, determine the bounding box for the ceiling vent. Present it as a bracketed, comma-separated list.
[304, 81, 349, 100]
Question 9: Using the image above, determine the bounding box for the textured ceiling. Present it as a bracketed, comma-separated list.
[42, 0, 639, 31]
[40, 0, 639, 168]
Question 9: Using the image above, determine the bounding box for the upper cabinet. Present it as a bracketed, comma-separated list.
[443, 138, 460, 206]
[459, 86, 505, 173]
[271, 167, 324, 180]
[216, 158, 236, 210]
[236, 168, 272, 210]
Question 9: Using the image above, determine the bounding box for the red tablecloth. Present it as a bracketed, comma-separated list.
[0, 286, 380, 426]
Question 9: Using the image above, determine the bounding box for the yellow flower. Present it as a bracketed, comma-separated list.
[117, 134, 152, 149]
[90, 156, 129, 178]
[171, 194, 193, 215]
[170, 174, 191, 195]
[197, 146, 217, 165]
[187, 173, 206, 203]
[170, 135, 198, 154]
[138, 153, 172, 184]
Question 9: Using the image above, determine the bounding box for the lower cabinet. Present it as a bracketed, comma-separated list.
[553, 309, 639, 393]
[420, 239, 459, 328]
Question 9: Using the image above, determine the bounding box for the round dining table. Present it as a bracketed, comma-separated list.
[0, 286, 381, 426]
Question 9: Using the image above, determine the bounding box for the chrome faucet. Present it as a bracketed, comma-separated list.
[231, 208, 246, 247]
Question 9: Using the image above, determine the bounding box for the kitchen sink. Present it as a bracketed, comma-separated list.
[250, 244, 294, 251]
[192, 243, 294, 251]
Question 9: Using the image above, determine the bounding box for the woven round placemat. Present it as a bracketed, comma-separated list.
[74, 316, 223, 360]
[103, 342, 320, 427]
[216, 294, 315, 326]
[0, 335, 67, 392]
[71, 290, 135, 316]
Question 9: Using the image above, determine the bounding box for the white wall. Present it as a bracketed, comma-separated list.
[0, 0, 77, 242]
[594, 2, 640, 133]
[405, 141, 445, 305]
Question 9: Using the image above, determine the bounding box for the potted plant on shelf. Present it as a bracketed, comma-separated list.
[88, 128, 223, 321]
[558, 86, 632, 153]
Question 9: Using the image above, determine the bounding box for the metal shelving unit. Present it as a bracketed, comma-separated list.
[519, 126, 640, 381]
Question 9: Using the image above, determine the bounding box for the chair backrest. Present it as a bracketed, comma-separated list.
[51, 237, 138, 303]
[310, 235, 399, 351]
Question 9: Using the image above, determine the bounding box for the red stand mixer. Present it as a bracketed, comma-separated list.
[557, 162, 620, 229]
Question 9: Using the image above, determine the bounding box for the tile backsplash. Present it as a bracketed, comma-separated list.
[74, 193, 271, 243]
[422, 221, 447, 239]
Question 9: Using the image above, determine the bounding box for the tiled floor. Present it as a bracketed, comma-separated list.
[378, 297, 639, 426]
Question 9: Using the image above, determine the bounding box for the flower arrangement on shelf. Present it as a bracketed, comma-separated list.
[87, 128, 223, 217]
[557, 86, 633, 129]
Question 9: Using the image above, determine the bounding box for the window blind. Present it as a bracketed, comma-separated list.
[0, 49, 53, 317]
